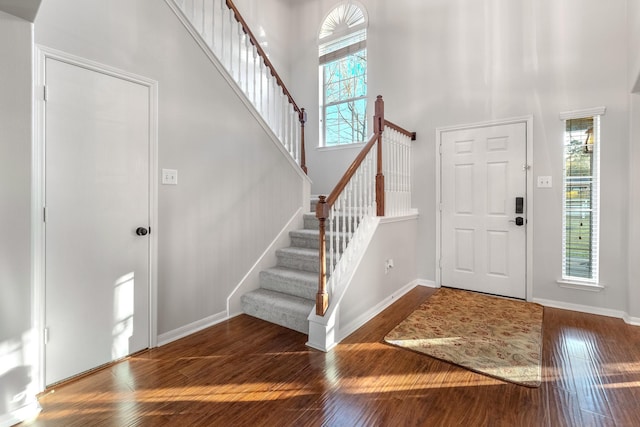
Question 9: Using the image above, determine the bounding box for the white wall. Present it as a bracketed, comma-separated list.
[629, 0, 640, 91]
[35, 0, 305, 336]
[0, 10, 37, 425]
[337, 217, 418, 337]
[629, 95, 640, 321]
[628, 0, 640, 321]
[290, 0, 630, 314]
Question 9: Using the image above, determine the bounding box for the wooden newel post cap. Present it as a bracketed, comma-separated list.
[316, 195, 327, 218]
[299, 108, 307, 126]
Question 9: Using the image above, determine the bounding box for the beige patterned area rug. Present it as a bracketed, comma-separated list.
[384, 287, 543, 387]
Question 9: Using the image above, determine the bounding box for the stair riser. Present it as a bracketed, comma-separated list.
[259, 271, 316, 300]
[241, 294, 310, 334]
[277, 252, 322, 273]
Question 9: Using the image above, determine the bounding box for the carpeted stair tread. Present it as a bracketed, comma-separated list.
[259, 267, 317, 300]
[241, 288, 314, 334]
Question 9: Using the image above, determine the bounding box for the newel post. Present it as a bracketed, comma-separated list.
[299, 108, 308, 174]
[316, 195, 329, 315]
[374, 95, 385, 216]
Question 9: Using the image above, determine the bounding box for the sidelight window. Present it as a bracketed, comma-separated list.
[561, 111, 603, 283]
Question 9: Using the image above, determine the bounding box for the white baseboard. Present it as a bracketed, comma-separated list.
[157, 311, 228, 346]
[336, 280, 419, 342]
[623, 314, 640, 326]
[533, 298, 632, 322]
[415, 279, 439, 289]
[0, 401, 41, 427]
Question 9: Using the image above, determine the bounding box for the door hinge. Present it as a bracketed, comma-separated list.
[439, 203, 443, 212]
[43, 85, 48, 102]
[43, 206, 47, 222]
[439, 259, 442, 269]
[439, 144, 442, 154]
[44, 327, 49, 344]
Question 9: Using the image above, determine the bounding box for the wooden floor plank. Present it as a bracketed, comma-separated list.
[21, 286, 640, 426]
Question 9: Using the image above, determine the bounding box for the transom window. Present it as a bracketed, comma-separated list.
[561, 111, 603, 283]
[319, 2, 368, 146]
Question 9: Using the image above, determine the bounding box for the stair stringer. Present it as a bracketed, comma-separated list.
[227, 186, 310, 317]
[307, 215, 380, 352]
[164, 0, 308, 182]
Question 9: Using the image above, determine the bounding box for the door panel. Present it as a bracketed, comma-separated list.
[441, 123, 527, 299]
[45, 58, 150, 385]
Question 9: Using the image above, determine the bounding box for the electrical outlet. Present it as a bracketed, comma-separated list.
[384, 259, 394, 274]
[162, 169, 178, 185]
[537, 176, 552, 188]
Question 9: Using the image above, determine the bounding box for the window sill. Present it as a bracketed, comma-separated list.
[317, 142, 366, 152]
[557, 279, 605, 292]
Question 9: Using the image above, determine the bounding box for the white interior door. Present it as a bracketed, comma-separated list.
[440, 122, 527, 299]
[45, 58, 151, 385]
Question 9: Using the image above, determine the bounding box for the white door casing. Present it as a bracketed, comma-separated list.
[34, 47, 158, 388]
[437, 119, 532, 300]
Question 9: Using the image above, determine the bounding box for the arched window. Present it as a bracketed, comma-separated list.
[319, 2, 368, 146]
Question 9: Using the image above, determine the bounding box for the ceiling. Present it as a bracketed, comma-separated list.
[0, 0, 42, 22]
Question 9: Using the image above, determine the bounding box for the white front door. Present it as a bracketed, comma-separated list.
[440, 122, 528, 299]
[44, 58, 151, 385]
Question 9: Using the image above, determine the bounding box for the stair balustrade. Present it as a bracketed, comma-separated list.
[169, 0, 307, 173]
[315, 96, 416, 316]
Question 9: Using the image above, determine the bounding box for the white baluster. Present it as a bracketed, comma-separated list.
[228, 11, 234, 77]
[200, 0, 207, 43]
[210, 0, 216, 48]
[259, 61, 264, 117]
[345, 185, 351, 249]
[235, 26, 242, 87]
[220, 1, 226, 67]
[291, 108, 297, 162]
[245, 36, 250, 94]
[282, 95, 287, 143]
[272, 80, 277, 134]
[329, 205, 335, 272]
[252, 47, 258, 107]
[357, 164, 362, 222]
[264, 72, 270, 124]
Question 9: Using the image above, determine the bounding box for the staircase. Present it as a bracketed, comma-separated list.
[167, 0, 416, 344]
[241, 198, 339, 334]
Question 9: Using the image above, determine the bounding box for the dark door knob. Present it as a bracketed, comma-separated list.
[136, 227, 149, 236]
[509, 217, 525, 226]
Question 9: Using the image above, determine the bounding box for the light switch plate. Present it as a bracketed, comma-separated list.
[162, 169, 178, 185]
[537, 176, 552, 188]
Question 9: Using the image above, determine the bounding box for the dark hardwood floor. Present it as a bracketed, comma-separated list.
[22, 287, 640, 426]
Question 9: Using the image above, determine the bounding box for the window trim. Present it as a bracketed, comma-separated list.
[321, 49, 368, 146]
[559, 106, 606, 288]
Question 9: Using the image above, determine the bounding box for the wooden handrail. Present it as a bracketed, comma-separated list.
[385, 119, 417, 141]
[225, 0, 300, 114]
